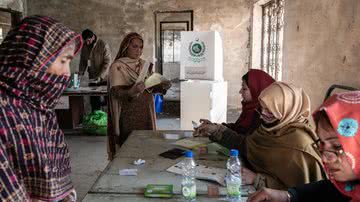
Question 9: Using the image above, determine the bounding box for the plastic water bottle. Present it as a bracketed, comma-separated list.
[181, 151, 196, 201]
[226, 149, 241, 201]
[72, 72, 80, 89]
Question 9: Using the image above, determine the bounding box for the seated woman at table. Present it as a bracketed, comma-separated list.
[0, 16, 82, 201]
[241, 82, 326, 190]
[198, 82, 325, 190]
[248, 91, 360, 202]
[108, 32, 171, 150]
[194, 69, 275, 154]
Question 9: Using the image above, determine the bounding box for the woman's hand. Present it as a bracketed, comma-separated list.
[242, 167, 257, 185]
[199, 119, 213, 125]
[247, 188, 289, 202]
[160, 80, 172, 90]
[193, 123, 220, 137]
[129, 82, 145, 96]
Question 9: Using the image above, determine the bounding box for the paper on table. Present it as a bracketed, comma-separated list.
[173, 137, 210, 149]
[163, 133, 180, 140]
[119, 169, 138, 176]
[167, 161, 226, 186]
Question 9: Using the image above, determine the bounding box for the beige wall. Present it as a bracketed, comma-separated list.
[14, 0, 360, 111]
[27, 0, 253, 108]
[282, 0, 360, 110]
[0, 0, 25, 12]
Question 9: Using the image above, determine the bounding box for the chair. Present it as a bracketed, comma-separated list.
[324, 84, 358, 101]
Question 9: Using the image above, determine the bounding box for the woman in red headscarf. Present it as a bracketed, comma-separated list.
[0, 16, 82, 201]
[194, 69, 275, 152]
[248, 91, 360, 202]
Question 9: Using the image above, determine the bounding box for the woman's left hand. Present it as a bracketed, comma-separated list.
[241, 167, 257, 185]
[161, 80, 172, 90]
[193, 123, 220, 137]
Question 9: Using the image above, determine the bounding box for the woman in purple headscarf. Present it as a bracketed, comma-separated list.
[0, 16, 82, 201]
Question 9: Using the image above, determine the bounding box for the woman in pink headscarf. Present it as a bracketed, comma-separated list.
[248, 91, 360, 202]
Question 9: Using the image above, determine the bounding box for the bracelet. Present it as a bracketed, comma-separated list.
[286, 191, 292, 202]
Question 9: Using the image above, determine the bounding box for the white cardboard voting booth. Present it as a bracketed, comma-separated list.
[180, 31, 227, 130]
[180, 31, 223, 81]
[181, 80, 227, 130]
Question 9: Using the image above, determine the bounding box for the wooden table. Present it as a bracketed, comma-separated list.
[83, 130, 254, 201]
[55, 86, 107, 131]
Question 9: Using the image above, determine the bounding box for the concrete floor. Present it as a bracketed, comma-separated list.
[67, 108, 240, 201]
[66, 116, 183, 201]
[66, 136, 109, 201]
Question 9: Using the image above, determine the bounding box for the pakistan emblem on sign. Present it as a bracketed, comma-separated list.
[188, 38, 206, 63]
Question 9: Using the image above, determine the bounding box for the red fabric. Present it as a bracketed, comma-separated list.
[229, 69, 275, 134]
[314, 91, 360, 201]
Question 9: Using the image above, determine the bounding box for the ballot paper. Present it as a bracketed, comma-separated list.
[173, 137, 211, 149]
[144, 73, 166, 89]
[136, 61, 151, 83]
[167, 161, 226, 186]
[134, 159, 146, 165]
[163, 133, 181, 140]
[119, 169, 138, 176]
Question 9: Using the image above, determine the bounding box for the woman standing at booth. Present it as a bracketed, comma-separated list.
[108, 32, 171, 154]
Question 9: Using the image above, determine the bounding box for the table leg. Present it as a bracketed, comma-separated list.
[69, 96, 85, 128]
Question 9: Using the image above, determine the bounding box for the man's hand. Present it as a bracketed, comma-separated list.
[94, 77, 101, 84]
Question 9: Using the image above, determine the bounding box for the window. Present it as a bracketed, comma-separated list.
[260, 0, 284, 80]
[162, 30, 182, 63]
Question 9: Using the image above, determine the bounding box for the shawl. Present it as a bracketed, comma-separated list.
[246, 82, 325, 189]
[0, 15, 82, 201]
[258, 82, 311, 132]
[108, 57, 153, 136]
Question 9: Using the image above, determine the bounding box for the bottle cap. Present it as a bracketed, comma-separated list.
[185, 150, 193, 158]
[230, 149, 239, 157]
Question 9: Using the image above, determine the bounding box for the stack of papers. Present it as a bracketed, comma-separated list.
[173, 137, 211, 149]
[207, 142, 230, 156]
[144, 73, 166, 89]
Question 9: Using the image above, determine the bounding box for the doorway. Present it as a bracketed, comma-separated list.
[154, 10, 193, 103]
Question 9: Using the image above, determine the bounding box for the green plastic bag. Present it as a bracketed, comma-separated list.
[83, 110, 107, 135]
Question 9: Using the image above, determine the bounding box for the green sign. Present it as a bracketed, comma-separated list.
[188, 38, 206, 63]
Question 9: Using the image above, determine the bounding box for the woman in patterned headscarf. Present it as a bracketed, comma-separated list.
[0, 16, 82, 201]
[248, 91, 360, 202]
[107, 32, 170, 159]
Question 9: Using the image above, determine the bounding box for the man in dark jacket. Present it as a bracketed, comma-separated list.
[79, 29, 112, 111]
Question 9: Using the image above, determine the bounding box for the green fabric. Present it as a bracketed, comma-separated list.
[83, 110, 107, 135]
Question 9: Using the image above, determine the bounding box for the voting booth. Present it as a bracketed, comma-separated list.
[180, 31, 223, 81]
[180, 31, 227, 130]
